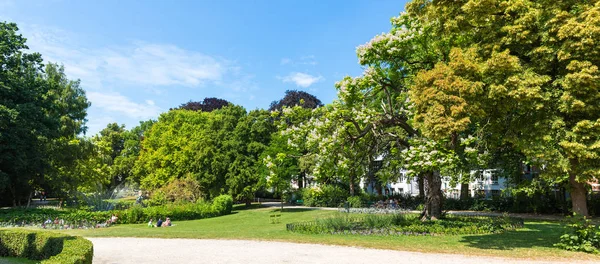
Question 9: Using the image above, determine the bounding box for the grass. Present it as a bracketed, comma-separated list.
[36, 205, 600, 262]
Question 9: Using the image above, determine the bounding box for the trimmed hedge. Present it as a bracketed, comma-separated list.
[0, 230, 93, 264]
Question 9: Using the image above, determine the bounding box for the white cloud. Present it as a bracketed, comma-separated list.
[279, 55, 317, 66]
[280, 58, 291, 65]
[88, 92, 161, 119]
[300, 55, 317, 65]
[13, 23, 259, 135]
[279, 72, 323, 88]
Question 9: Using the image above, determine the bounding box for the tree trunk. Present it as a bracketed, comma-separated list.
[298, 171, 305, 189]
[349, 171, 355, 196]
[422, 171, 443, 220]
[418, 173, 425, 200]
[26, 191, 33, 208]
[460, 183, 470, 200]
[569, 172, 588, 217]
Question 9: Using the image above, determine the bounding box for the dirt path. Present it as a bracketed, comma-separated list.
[89, 237, 587, 264]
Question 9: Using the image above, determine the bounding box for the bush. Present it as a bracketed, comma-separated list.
[302, 185, 348, 207]
[347, 196, 363, 208]
[0, 196, 234, 227]
[555, 215, 600, 254]
[211, 195, 233, 215]
[0, 230, 93, 264]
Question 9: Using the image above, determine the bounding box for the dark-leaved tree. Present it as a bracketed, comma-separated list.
[176, 97, 231, 112]
[269, 90, 323, 111]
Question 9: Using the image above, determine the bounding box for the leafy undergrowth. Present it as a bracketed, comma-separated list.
[286, 213, 524, 236]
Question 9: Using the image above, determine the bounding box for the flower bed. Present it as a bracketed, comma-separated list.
[0, 230, 93, 264]
[286, 213, 523, 236]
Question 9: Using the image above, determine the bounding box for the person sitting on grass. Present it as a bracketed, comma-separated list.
[156, 218, 163, 228]
[110, 214, 118, 224]
[148, 218, 154, 227]
[164, 217, 171, 227]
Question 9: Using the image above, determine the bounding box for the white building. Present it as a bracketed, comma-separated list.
[360, 166, 509, 199]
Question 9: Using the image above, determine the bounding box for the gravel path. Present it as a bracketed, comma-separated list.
[89, 238, 589, 264]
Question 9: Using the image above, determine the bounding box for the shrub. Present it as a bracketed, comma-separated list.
[0, 197, 233, 227]
[554, 215, 600, 254]
[160, 175, 203, 203]
[146, 190, 168, 207]
[212, 195, 233, 215]
[302, 185, 348, 207]
[347, 196, 362, 208]
[0, 230, 93, 264]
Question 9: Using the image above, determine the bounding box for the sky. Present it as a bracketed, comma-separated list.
[0, 0, 408, 135]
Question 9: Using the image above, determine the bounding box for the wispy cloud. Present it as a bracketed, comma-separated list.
[13, 23, 259, 134]
[87, 92, 161, 119]
[23, 25, 229, 89]
[279, 55, 318, 66]
[280, 58, 291, 65]
[278, 72, 323, 88]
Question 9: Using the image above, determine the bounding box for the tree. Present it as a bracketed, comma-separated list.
[114, 120, 155, 185]
[269, 90, 323, 111]
[226, 110, 275, 205]
[403, 0, 600, 216]
[0, 23, 90, 205]
[176, 97, 231, 112]
[134, 105, 247, 198]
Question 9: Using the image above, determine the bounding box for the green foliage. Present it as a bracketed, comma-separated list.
[156, 175, 202, 203]
[444, 194, 564, 214]
[0, 230, 93, 264]
[346, 196, 363, 208]
[0, 196, 233, 226]
[211, 195, 233, 215]
[0, 22, 90, 205]
[287, 213, 524, 236]
[302, 185, 348, 207]
[134, 105, 269, 201]
[555, 215, 600, 254]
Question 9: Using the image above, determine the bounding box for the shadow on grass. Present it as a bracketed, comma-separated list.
[460, 222, 565, 250]
[232, 204, 262, 211]
[269, 208, 320, 213]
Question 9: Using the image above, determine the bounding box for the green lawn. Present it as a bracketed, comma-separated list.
[50, 205, 599, 262]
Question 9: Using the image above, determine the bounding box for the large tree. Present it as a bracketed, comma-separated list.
[176, 97, 231, 112]
[404, 0, 600, 216]
[269, 90, 323, 111]
[0, 23, 90, 205]
[134, 105, 250, 199]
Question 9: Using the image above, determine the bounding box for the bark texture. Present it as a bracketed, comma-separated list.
[422, 171, 443, 220]
[569, 172, 589, 217]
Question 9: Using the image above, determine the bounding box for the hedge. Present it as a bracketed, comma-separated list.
[0, 195, 235, 227]
[0, 230, 93, 264]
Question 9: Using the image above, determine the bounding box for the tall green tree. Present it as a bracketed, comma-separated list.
[135, 105, 246, 198]
[226, 109, 275, 205]
[404, 0, 600, 216]
[0, 23, 90, 205]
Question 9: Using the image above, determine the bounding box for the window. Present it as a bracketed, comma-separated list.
[399, 188, 404, 193]
[492, 190, 501, 197]
[491, 172, 499, 185]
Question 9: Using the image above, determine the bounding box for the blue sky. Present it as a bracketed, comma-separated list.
[0, 0, 408, 135]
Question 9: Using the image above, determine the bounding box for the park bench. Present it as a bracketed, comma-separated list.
[269, 213, 281, 224]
